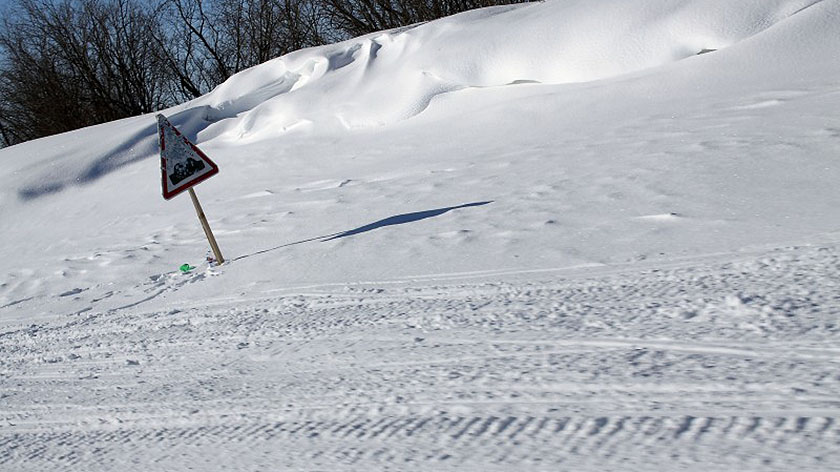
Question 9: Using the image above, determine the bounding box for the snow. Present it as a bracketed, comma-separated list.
[1, 0, 840, 469]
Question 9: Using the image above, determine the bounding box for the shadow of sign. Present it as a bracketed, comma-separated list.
[234, 201, 493, 262]
[323, 201, 493, 241]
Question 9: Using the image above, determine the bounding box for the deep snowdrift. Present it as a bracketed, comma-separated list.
[193, 0, 827, 137]
[3, 0, 839, 311]
[2, 0, 835, 201]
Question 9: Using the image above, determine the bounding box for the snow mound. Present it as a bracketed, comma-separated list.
[0, 0, 830, 201]
[0, 0, 839, 309]
[191, 0, 824, 140]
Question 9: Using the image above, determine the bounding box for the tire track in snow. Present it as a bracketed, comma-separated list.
[2, 414, 837, 470]
[1, 244, 839, 470]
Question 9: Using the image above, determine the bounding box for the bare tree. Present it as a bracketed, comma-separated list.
[155, 0, 327, 100]
[0, 0, 528, 146]
[0, 0, 172, 145]
[321, 0, 529, 38]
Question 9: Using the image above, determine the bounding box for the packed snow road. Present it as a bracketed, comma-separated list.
[2, 243, 838, 471]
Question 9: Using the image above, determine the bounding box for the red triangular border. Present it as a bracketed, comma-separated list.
[158, 114, 220, 200]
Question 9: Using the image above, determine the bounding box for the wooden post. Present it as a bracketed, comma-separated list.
[188, 187, 224, 264]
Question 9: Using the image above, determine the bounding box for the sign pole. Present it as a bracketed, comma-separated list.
[158, 114, 225, 265]
[188, 187, 224, 264]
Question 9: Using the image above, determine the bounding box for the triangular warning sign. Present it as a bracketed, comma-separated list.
[157, 114, 219, 200]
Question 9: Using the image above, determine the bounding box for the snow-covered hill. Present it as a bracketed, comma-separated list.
[2, 0, 840, 469]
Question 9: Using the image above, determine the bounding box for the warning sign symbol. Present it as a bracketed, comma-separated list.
[157, 114, 219, 200]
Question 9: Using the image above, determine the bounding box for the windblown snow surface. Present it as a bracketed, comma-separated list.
[2, 0, 840, 470]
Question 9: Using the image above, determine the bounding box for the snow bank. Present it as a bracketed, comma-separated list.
[1, 0, 839, 313]
[192, 0, 827, 139]
[0, 0, 833, 200]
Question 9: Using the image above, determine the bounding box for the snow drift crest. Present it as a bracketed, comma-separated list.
[190, 0, 825, 142]
[0, 0, 831, 203]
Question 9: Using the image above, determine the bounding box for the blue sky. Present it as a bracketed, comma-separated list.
[0, 0, 14, 16]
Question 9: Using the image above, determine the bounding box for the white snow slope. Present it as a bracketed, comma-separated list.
[2, 0, 840, 470]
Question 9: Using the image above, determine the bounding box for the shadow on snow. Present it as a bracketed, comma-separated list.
[17, 106, 219, 201]
[233, 201, 493, 262]
[322, 201, 493, 241]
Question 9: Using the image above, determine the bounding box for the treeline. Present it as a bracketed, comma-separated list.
[0, 0, 527, 146]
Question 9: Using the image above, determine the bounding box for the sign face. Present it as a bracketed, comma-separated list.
[157, 114, 219, 200]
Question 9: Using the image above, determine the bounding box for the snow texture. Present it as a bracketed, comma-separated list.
[2, 0, 840, 470]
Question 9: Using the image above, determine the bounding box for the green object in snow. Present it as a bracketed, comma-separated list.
[179, 263, 195, 273]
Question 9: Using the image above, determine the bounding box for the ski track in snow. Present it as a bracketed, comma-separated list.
[1, 244, 839, 471]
